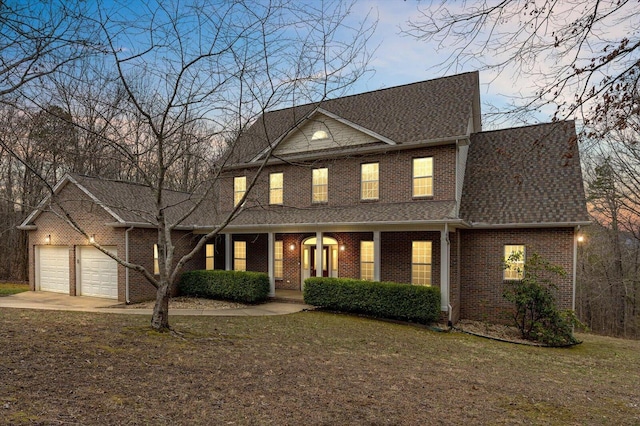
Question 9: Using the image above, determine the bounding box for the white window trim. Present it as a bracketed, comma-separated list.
[360, 241, 374, 280]
[312, 168, 328, 203]
[269, 172, 284, 205]
[361, 162, 379, 201]
[234, 176, 246, 207]
[234, 241, 247, 271]
[504, 244, 525, 281]
[411, 241, 432, 286]
[413, 157, 434, 198]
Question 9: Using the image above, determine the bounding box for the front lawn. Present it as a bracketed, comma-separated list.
[0, 309, 638, 425]
[0, 282, 29, 296]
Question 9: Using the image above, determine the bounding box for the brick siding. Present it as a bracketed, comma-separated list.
[459, 228, 575, 323]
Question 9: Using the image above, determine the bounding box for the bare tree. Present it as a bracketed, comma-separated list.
[403, 0, 639, 126]
[5, 0, 374, 330]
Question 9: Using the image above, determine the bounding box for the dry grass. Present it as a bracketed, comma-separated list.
[0, 308, 638, 425]
[0, 282, 29, 296]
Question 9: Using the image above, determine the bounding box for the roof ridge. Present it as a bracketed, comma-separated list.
[472, 120, 575, 136]
[265, 71, 479, 115]
[71, 173, 193, 195]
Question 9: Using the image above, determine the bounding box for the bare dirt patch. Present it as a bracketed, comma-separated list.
[116, 296, 247, 310]
[1, 308, 638, 425]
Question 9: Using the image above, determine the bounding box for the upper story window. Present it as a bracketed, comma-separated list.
[312, 130, 328, 140]
[504, 245, 525, 280]
[361, 162, 379, 201]
[269, 172, 283, 205]
[234, 176, 246, 207]
[413, 157, 433, 198]
[312, 168, 328, 203]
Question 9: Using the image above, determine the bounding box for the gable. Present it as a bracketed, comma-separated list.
[273, 111, 383, 156]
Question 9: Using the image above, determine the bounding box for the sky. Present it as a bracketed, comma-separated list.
[344, 1, 530, 126]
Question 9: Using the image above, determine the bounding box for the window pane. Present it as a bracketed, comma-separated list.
[153, 244, 159, 275]
[234, 241, 246, 271]
[504, 245, 525, 280]
[234, 176, 246, 207]
[413, 158, 433, 197]
[312, 168, 328, 203]
[411, 241, 432, 286]
[360, 241, 374, 281]
[275, 241, 283, 279]
[270, 173, 283, 205]
[361, 163, 379, 200]
[205, 244, 214, 270]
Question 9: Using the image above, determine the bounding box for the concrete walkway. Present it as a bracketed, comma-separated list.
[0, 291, 311, 316]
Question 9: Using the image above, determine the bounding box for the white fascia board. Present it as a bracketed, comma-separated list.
[192, 219, 469, 234]
[19, 173, 74, 227]
[67, 174, 125, 224]
[315, 108, 397, 145]
[469, 221, 592, 229]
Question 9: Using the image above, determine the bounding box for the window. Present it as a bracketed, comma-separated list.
[504, 245, 525, 280]
[234, 176, 246, 207]
[312, 168, 328, 203]
[205, 244, 214, 270]
[361, 163, 379, 200]
[413, 157, 433, 197]
[312, 130, 328, 140]
[411, 241, 432, 285]
[153, 244, 159, 275]
[270, 172, 283, 205]
[234, 241, 246, 271]
[360, 241, 374, 281]
[274, 240, 283, 279]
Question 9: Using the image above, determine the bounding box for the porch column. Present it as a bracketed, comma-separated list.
[373, 231, 381, 281]
[225, 233, 232, 271]
[315, 231, 323, 277]
[268, 232, 276, 297]
[440, 225, 450, 311]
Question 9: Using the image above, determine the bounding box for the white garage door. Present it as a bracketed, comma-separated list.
[78, 246, 118, 299]
[38, 246, 70, 294]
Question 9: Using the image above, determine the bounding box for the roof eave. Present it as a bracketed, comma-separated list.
[469, 220, 592, 229]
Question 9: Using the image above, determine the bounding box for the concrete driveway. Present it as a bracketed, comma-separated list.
[0, 291, 310, 316]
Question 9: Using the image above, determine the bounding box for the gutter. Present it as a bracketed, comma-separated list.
[468, 221, 592, 229]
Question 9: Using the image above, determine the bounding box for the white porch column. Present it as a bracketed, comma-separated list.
[440, 224, 450, 312]
[225, 233, 232, 271]
[373, 231, 381, 281]
[315, 231, 323, 277]
[268, 232, 276, 297]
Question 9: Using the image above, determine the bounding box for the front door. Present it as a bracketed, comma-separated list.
[310, 246, 329, 277]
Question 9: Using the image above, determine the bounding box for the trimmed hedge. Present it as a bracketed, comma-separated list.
[303, 277, 441, 324]
[179, 270, 270, 304]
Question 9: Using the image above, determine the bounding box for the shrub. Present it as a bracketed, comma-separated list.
[303, 277, 441, 324]
[503, 252, 580, 346]
[179, 270, 270, 304]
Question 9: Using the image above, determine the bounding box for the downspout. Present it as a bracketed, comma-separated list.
[445, 223, 452, 326]
[573, 225, 580, 311]
[125, 226, 134, 304]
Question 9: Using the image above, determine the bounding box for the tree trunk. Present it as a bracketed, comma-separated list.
[150, 280, 171, 331]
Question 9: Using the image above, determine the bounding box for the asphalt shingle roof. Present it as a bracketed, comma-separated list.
[70, 174, 209, 226]
[460, 121, 590, 225]
[230, 72, 480, 164]
[222, 200, 458, 229]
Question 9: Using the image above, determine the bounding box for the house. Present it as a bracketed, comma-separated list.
[19, 72, 590, 322]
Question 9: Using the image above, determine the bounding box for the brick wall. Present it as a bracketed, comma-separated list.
[459, 228, 575, 323]
[380, 231, 441, 286]
[220, 144, 457, 211]
[28, 182, 205, 303]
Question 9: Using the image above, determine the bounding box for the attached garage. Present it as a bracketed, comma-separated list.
[78, 246, 118, 299]
[37, 246, 70, 294]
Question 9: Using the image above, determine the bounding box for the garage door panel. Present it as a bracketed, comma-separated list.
[38, 246, 70, 293]
[79, 246, 118, 299]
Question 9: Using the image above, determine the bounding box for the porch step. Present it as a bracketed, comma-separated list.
[269, 296, 306, 305]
